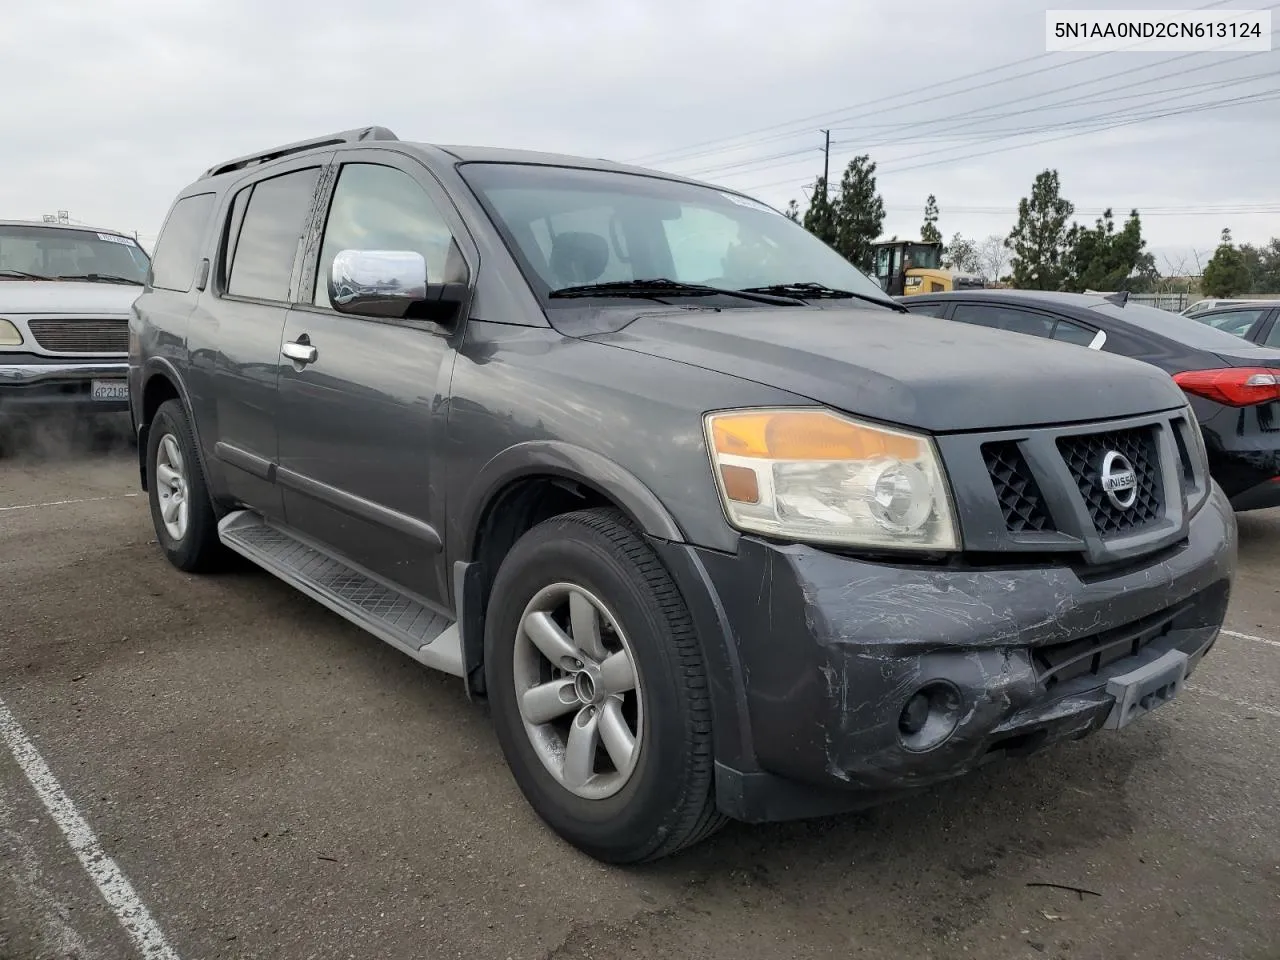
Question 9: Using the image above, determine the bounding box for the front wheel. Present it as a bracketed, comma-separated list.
[484, 508, 726, 864]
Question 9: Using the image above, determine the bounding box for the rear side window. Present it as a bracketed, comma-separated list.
[953, 303, 1054, 337]
[227, 167, 322, 302]
[905, 301, 948, 318]
[150, 193, 215, 292]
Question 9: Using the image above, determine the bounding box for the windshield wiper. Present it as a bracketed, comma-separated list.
[55, 273, 144, 286]
[739, 282, 908, 313]
[549, 278, 803, 306]
[0, 269, 53, 281]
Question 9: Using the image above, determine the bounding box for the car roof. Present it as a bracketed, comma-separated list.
[907, 289, 1113, 308]
[906, 287, 1274, 355]
[182, 125, 753, 200]
[0, 219, 133, 239]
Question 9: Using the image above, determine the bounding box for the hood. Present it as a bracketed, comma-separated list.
[0, 280, 142, 315]
[578, 306, 1189, 433]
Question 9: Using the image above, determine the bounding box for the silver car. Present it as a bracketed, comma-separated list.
[0, 219, 150, 423]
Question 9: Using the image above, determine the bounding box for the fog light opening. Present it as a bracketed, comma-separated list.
[897, 682, 963, 753]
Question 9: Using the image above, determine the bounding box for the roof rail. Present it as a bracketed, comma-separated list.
[199, 126, 399, 180]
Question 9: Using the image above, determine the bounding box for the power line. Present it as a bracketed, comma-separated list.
[676, 58, 1275, 180]
[625, 0, 1244, 167]
[730, 86, 1280, 196]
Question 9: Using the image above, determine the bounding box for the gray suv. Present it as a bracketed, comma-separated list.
[129, 126, 1237, 864]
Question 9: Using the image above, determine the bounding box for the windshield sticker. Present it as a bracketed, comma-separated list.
[719, 192, 782, 216]
[97, 233, 137, 246]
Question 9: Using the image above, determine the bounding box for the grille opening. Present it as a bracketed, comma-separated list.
[26, 318, 128, 354]
[1033, 604, 1184, 691]
[1056, 426, 1163, 537]
[982, 441, 1055, 533]
[1170, 419, 1196, 491]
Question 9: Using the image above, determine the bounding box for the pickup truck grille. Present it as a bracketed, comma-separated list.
[27, 318, 128, 354]
[982, 441, 1054, 533]
[1057, 426, 1163, 537]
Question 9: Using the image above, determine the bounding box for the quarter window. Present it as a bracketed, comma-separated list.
[149, 193, 216, 292]
[313, 163, 467, 310]
[227, 167, 322, 302]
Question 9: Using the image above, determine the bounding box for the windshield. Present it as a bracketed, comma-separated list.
[904, 244, 941, 271]
[459, 163, 890, 304]
[0, 223, 151, 283]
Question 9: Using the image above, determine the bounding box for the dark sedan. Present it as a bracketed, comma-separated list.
[900, 290, 1280, 511]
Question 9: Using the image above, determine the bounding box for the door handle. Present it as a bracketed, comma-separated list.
[282, 340, 317, 364]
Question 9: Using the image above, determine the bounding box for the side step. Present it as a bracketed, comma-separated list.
[217, 510, 463, 677]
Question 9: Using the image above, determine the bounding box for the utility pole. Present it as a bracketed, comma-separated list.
[821, 129, 830, 202]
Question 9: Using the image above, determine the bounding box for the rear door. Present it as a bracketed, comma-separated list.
[274, 149, 477, 607]
[205, 156, 332, 519]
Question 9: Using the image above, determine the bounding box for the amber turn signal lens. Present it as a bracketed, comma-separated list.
[711, 410, 923, 461]
[719, 464, 760, 503]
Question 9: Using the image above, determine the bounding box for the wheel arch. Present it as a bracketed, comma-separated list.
[135, 359, 210, 494]
[454, 442, 688, 701]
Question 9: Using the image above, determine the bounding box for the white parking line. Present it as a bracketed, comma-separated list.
[1221, 628, 1280, 650]
[0, 697, 181, 960]
[1186, 685, 1280, 720]
[0, 494, 140, 513]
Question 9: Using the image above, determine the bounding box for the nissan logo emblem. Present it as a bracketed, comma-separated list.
[1100, 451, 1138, 509]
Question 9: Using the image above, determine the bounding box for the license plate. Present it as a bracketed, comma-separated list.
[1103, 649, 1188, 730]
[91, 379, 129, 402]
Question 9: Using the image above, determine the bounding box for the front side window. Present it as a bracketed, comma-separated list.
[0, 223, 151, 285]
[460, 163, 892, 305]
[313, 163, 467, 310]
[1192, 308, 1266, 338]
[227, 167, 322, 302]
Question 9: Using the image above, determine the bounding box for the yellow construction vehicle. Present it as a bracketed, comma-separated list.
[870, 240, 986, 297]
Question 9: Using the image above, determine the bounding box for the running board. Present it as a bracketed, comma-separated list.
[217, 510, 463, 677]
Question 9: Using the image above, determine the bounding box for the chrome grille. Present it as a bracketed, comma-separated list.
[26, 318, 128, 354]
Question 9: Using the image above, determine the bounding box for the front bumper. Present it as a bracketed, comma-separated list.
[664, 483, 1237, 823]
[0, 354, 130, 416]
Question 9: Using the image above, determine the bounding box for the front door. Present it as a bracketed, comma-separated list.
[275, 151, 476, 607]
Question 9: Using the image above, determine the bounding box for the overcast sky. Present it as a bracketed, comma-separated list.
[3, 0, 1276, 272]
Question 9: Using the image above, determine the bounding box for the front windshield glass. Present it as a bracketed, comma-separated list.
[459, 163, 891, 303]
[905, 243, 941, 270]
[0, 223, 151, 282]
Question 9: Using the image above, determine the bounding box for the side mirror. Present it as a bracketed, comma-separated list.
[328, 249, 467, 322]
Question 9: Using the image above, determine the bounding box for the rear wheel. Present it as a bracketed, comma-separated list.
[146, 399, 226, 573]
[484, 507, 726, 864]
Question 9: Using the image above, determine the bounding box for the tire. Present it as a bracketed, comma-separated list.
[484, 507, 726, 864]
[146, 399, 226, 573]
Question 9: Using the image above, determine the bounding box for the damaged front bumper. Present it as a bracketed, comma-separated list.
[673, 483, 1237, 823]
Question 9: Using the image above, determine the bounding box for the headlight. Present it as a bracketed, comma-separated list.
[0, 318, 22, 346]
[704, 408, 959, 550]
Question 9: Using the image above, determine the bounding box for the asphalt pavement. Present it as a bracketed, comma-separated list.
[2, 418, 1277, 960]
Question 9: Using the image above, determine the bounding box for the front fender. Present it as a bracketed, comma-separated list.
[459, 440, 686, 561]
